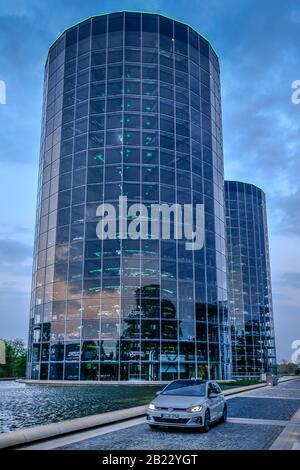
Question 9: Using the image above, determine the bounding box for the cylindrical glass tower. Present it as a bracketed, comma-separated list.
[27, 12, 230, 381]
[225, 181, 276, 377]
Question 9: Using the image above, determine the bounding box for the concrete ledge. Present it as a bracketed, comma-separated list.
[17, 376, 300, 387]
[17, 379, 169, 386]
[223, 382, 267, 396]
[223, 376, 300, 397]
[0, 405, 147, 450]
[278, 375, 300, 383]
[0, 378, 22, 381]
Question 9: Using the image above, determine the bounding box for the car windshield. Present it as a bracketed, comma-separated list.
[161, 380, 206, 397]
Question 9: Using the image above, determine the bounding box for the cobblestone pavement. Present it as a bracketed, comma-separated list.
[244, 381, 300, 400]
[227, 397, 300, 420]
[56, 378, 300, 451]
[57, 422, 282, 450]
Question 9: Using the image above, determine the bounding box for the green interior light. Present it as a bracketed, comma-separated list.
[94, 153, 104, 162]
[163, 289, 173, 294]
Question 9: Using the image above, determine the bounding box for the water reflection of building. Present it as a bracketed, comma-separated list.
[119, 285, 231, 381]
[121, 284, 180, 380]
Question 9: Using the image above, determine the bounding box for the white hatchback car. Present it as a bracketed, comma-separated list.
[147, 379, 227, 432]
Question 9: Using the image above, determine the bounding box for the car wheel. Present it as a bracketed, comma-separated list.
[220, 403, 227, 423]
[203, 410, 210, 432]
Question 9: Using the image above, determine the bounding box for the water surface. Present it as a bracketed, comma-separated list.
[0, 380, 161, 433]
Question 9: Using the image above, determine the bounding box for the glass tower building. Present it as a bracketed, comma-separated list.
[225, 181, 276, 378]
[27, 12, 230, 381]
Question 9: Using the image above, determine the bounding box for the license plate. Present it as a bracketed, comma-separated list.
[162, 413, 180, 419]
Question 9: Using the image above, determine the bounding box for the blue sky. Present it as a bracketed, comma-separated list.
[0, 0, 299, 361]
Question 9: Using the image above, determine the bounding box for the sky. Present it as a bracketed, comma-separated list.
[0, 0, 299, 362]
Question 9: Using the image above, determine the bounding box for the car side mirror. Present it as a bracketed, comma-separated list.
[208, 391, 218, 398]
[156, 391, 161, 395]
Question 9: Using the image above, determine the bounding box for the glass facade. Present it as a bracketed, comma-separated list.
[225, 181, 276, 378]
[27, 12, 230, 381]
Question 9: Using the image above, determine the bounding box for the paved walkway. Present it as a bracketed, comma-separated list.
[22, 377, 300, 451]
[270, 401, 300, 450]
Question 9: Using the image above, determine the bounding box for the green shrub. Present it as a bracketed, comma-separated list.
[0, 339, 27, 378]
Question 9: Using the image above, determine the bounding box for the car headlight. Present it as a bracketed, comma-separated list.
[148, 403, 156, 410]
[187, 405, 203, 412]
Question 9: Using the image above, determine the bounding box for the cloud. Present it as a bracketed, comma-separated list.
[289, 8, 300, 24]
[0, 238, 32, 264]
[222, 10, 300, 198]
[0, 284, 30, 342]
[0, 0, 39, 19]
[0, 238, 32, 342]
[0, 224, 32, 237]
[274, 302, 300, 362]
[219, 3, 300, 363]
[281, 271, 300, 289]
[277, 189, 300, 235]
